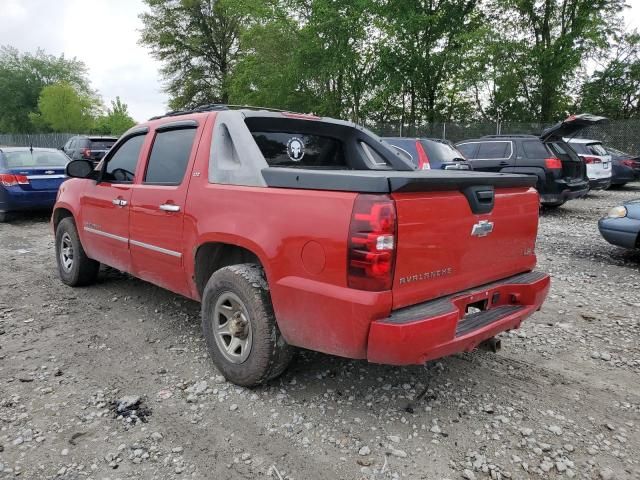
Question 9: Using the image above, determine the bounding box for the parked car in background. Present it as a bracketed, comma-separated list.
[456, 114, 607, 207]
[565, 138, 612, 190]
[62, 135, 117, 164]
[53, 106, 549, 387]
[382, 137, 472, 170]
[603, 146, 640, 187]
[598, 200, 640, 249]
[0, 147, 69, 222]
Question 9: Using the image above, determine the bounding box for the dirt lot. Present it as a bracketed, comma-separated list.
[1, 185, 639, 480]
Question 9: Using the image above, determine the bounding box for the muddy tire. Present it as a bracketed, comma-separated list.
[201, 263, 293, 387]
[55, 217, 100, 286]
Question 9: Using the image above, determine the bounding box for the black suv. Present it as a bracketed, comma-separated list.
[62, 136, 117, 164]
[456, 114, 606, 207]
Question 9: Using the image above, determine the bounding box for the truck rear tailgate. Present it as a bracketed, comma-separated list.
[262, 167, 539, 310]
[391, 187, 539, 309]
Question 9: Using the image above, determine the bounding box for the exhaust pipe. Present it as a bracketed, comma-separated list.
[479, 337, 501, 353]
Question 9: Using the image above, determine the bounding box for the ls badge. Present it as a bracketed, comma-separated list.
[471, 220, 494, 237]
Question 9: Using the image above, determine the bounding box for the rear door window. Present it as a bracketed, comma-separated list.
[456, 143, 478, 158]
[144, 128, 197, 184]
[251, 132, 347, 168]
[522, 140, 550, 158]
[103, 134, 146, 183]
[476, 141, 511, 159]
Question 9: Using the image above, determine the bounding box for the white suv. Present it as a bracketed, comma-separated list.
[565, 138, 612, 190]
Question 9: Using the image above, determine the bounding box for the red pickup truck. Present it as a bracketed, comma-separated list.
[53, 106, 550, 386]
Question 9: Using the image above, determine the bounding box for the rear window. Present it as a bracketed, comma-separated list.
[251, 132, 347, 168]
[587, 143, 607, 156]
[89, 139, 117, 149]
[424, 140, 465, 162]
[384, 139, 419, 167]
[522, 140, 550, 158]
[568, 143, 589, 154]
[3, 150, 69, 168]
[476, 141, 511, 159]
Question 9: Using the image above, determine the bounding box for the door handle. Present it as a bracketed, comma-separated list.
[112, 198, 128, 207]
[159, 204, 181, 212]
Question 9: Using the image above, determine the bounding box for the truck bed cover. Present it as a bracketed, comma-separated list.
[261, 167, 537, 193]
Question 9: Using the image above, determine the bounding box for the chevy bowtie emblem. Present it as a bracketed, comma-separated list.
[45, 170, 55, 174]
[471, 220, 494, 237]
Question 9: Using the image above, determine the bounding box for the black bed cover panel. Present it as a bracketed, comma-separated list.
[261, 168, 537, 193]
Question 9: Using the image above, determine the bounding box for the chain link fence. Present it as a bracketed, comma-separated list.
[0, 133, 76, 149]
[369, 120, 640, 155]
[1, 119, 638, 155]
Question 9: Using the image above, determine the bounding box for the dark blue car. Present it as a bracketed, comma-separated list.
[0, 147, 69, 222]
[598, 200, 640, 249]
[382, 137, 471, 170]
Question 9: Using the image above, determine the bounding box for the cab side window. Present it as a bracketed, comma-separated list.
[144, 128, 197, 185]
[103, 134, 146, 183]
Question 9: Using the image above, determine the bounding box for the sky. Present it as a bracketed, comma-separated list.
[0, 0, 640, 123]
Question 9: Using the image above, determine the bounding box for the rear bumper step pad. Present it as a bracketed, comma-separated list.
[456, 305, 524, 337]
[366, 270, 550, 365]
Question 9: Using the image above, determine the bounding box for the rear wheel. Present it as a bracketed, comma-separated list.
[55, 217, 100, 286]
[201, 264, 293, 387]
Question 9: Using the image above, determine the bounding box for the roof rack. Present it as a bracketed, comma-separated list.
[481, 134, 539, 138]
[148, 103, 293, 121]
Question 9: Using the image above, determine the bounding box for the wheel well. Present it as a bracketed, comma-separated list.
[52, 208, 73, 230]
[194, 243, 261, 296]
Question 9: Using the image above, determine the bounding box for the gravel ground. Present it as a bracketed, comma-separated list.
[0, 184, 639, 480]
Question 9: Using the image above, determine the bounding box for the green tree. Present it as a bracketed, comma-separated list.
[492, 0, 626, 122]
[32, 82, 98, 132]
[579, 32, 640, 119]
[375, 0, 484, 129]
[94, 97, 136, 135]
[140, 0, 249, 108]
[0, 46, 91, 133]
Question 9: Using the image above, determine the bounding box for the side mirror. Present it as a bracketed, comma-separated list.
[66, 159, 94, 179]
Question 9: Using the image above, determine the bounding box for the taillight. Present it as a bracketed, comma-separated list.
[583, 156, 601, 164]
[544, 157, 562, 169]
[621, 159, 638, 168]
[82, 148, 92, 159]
[348, 194, 397, 291]
[0, 173, 29, 186]
[415, 141, 431, 170]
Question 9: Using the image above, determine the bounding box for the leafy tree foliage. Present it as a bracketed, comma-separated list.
[0, 46, 91, 133]
[94, 97, 137, 135]
[579, 32, 640, 119]
[140, 0, 246, 108]
[487, 0, 626, 122]
[31, 83, 98, 133]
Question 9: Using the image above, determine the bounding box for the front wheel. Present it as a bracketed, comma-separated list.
[55, 217, 100, 286]
[201, 264, 293, 387]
